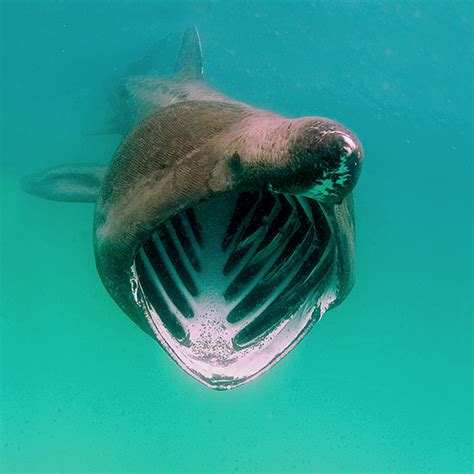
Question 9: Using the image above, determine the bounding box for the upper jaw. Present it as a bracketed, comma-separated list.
[129, 189, 339, 390]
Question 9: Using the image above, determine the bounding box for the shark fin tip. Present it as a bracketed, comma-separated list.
[174, 25, 203, 81]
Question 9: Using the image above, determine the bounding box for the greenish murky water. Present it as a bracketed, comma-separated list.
[1, 1, 472, 472]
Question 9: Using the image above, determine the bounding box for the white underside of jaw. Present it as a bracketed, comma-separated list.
[132, 261, 337, 389]
[128, 191, 338, 389]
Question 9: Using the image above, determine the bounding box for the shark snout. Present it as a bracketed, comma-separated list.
[306, 128, 362, 202]
[275, 119, 363, 203]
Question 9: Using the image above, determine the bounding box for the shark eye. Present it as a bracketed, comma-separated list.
[132, 189, 335, 389]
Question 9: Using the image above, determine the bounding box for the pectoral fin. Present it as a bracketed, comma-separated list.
[22, 164, 107, 203]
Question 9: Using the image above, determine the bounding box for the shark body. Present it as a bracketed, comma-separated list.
[24, 27, 363, 390]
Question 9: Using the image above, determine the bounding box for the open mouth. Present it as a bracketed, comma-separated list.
[131, 190, 338, 389]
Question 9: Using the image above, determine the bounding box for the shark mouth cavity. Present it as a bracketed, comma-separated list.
[131, 190, 338, 390]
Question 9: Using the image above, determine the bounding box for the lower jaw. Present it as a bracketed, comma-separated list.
[130, 190, 337, 390]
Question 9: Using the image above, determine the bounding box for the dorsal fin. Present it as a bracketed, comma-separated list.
[174, 26, 203, 81]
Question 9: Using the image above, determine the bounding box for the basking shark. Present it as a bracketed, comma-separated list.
[24, 27, 363, 390]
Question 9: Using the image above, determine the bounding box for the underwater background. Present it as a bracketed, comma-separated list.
[0, 0, 472, 472]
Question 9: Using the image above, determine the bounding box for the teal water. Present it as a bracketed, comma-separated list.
[0, 1, 472, 472]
